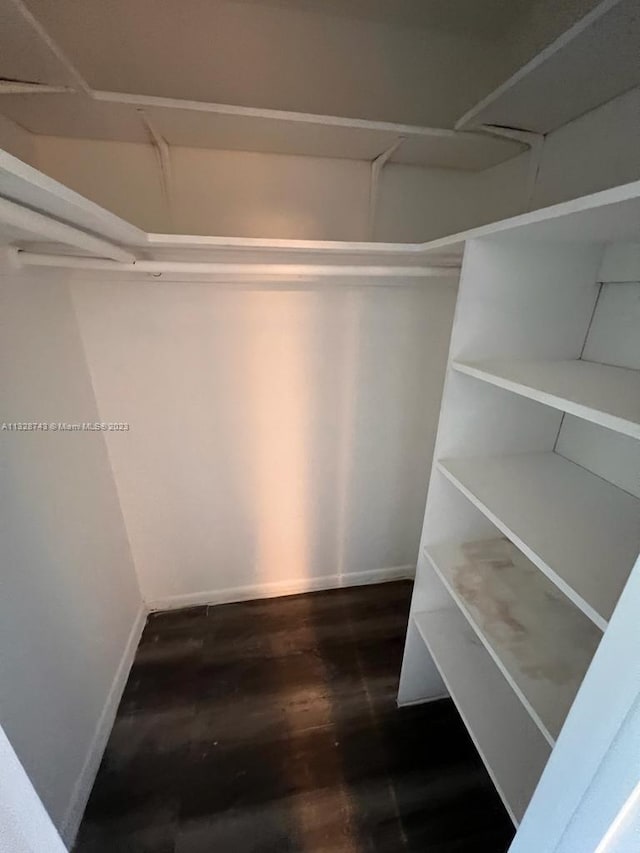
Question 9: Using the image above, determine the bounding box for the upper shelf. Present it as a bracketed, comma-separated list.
[2, 140, 640, 272]
[453, 359, 640, 440]
[0, 149, 459, 271]
[456, 0, 640, 133]
[0, 90, 524, 172]
[145, 180, 640, 263]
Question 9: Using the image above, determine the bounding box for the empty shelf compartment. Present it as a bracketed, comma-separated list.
[414, 608, 550, 824]
[453, 359, 640, 440]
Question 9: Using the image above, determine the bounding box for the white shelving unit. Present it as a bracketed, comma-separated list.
[414, 608, 550, 824]
[452, 359, 640, 440]
[456, 0, 640, 133]
[399, 183, 640, 847]
[0, 128, 639, 852]
[438, 452, 640, 629]
[0, 91, 525, 171]
[424, 537, 602, 745]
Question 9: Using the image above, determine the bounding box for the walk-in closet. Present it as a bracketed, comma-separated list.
[1, 1, 639, 851]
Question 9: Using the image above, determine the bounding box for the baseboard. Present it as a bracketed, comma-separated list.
[147, 564, 415, 612]
[59, 604, 147, 848]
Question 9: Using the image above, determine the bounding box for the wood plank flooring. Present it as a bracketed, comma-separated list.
[74, 581, 514, 852]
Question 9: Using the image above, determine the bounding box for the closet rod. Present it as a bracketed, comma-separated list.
[16, 252, 460, 278]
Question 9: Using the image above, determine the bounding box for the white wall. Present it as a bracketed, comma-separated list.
[374, 163, 480, 242]
[0, 725, 66, 853]
[0, 271, 143, 843]
[32, 134, 482, 242]
[71, 277, 457, 606]
[475, 86, 640, 221]
[33, 137, 168, 235]
[0, 115, 36, 165]
[532, 86, 640, 208]
[32, 137, 373, 239]
[168, 147, 371, 240]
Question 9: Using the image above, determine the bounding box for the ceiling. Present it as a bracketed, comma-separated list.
[220, 0, 533, 38]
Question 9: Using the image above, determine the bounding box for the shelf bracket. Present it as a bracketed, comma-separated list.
[478, 124, 545, 213]
[368, 137, 405, 240]
[138, 109, 173, 227]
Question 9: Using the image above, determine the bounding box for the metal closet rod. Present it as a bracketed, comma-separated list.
[16, 251, 461, 278]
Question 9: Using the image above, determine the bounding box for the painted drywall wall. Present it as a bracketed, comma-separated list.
[32, 136, 370, 239]
[71, 277, 457, 606]
[33, 136, 168, 234]
[0, 725, 66, 853]
[555, 281, 640, 501]
[475, 86, 640, 221]
[32, 134, 484, 241]
[0, 271, 142, 841]
[0, 115, 36, 165]
[532, 86, 640, 208]
[373, 163, 480, 243]
[168, 147, 371, 240]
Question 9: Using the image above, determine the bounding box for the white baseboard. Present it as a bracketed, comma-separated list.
[59, 604, 147, 848]
[147, 564, 415, 612]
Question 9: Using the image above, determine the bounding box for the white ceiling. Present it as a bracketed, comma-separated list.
[223, 0, 532, 38]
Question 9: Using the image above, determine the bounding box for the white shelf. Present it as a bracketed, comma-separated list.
[425, 538, 602, 745]
[414, 608, 550, 824]
[456, 0, 640, 134]
[438, 453, 640, 630]
[453, 359, 640, 440]
[0, 90, 524, 172]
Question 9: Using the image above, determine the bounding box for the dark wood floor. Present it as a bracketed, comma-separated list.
[74, 581, 514, 852]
